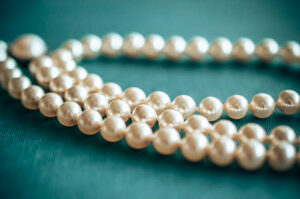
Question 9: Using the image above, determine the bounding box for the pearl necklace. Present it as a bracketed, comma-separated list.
[0, 33, 299, 172]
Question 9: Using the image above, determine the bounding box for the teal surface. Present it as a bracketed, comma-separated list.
[0, 0, 300, 198]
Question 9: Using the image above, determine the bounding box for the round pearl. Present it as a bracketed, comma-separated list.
[278, 41, 300, 64]
[81, 34, 102, 59]
[255, 38, 279, 62]
[231, 38, 255, 62]
[122, 32, 145, 58]
[83, 93, 108, 116]
[132, 104, 157, 127]
[198, 97, 223, 121]
[268, 141, 296, 171]
[142, 34, 165, 59]
[209, 37, 232, 62]
[270, 126, 296, 144]
[224, 95, 248, 119]
[153, 127, 181, 155]
[49, 74, 74, 96]
[77, 109, 102, 135]
[147, 91, 171, 115]
[163, 36, 186, 61]
[81, 74, 103, 92]
[183, 115, 212, 134]
[0, 57, 17, 74]
[68, 66, 88, 83]
[62, 39, 83, 61]
[100, 116, 126, 142]
[277, 90, 299, 115]
[100, 82, 122, 101]
[172, 95, 196, 119]
[51, 48, 73, 63]
[238, 123, 266, 142]
[184, 36, 209, 61]
[250, 93, 275, 118]
[0, 68, 22, 90]
[181, 132, 208, 162]
[236, 139, 266, 170]
[125, 122, 153, 149]
[10, 34, 47, 60]
[21, 85, 45, 110]
[209, 136, 236, 166]
[0, 40, 7, 61]
[100, 33, 123, 57]
[57, 101, 82, 127]
[158, 109, 184, 130]
[29, 56, 53, 78]
[55, 59, 76, 73]
[39, 93, 63, 117]
[123, 87, 146, 110]
[106, 99, 131, 121]
[212, 120, 237, 140]
[8, 76, 31, 99]
[36, 66, 61, 88]
[64, 85, 88, 106]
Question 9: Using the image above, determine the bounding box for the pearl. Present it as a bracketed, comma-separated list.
[184, 36, 209, 61]
[106, 99, 131, 121]
[0, 68, 22, 89]
[62, 39, 83, 61]
[8, 76, 31, 99]
[268, 141, 296, 171]
[100, 33, 123, 57]
[269, 126, 296, 144]
[39, 93, 63, 117]
[0, 40, 7, 61]
[158, 109, 184, 130]
[153, 127, 181, 155]
[100, 116, 126, 142]
[236, 139, 266, 170]
[77, 109, 102, 135]
[277, 90, 299, 115]
[81, 34, 102, 59]
[49, 74, 74, 96]
[224, 95, 248, 119]
[100, 82, 122, 101]
[183, 115, 212, 134]
[80, 74, 103, 92]
[51, 48, 73, 63]
[83, 93, 108, 116]
[209, 37, 232, 62]
[231, 38, 255, 62]
[132, 104, 157, 127]
[68, 66, 88, 83]
[29, 56, 53, 78]
[55, 59, 76, 72]
[209, 136, 236, 166]
[238, 123, 266, 142]
[21, 85, 45, 110]
[147, 91, 171, 115]
[123, 87, 146, 110]
[278, 41, 300, 64]
[163, 36, 186, 61]
[36, 66, 61, 88]
[255, 38, 279, 62]
[142, 34, 165, 59]
[64, 85, 88, 106]
[0, 57, 17, 74]
[250, 93, 275, 118]
[212, 120, 237, 140]
[10, 34, 47, 60]
[181, 132, 208, 161]
[122, 32, 145, 57]
[57, 101, 82, 127]
[198, 97, 223, 121]
[125, 122, 153, 149]
[172, 95, 196, 119]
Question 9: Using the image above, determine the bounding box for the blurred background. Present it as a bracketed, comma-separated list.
[0, 0, 299, 198]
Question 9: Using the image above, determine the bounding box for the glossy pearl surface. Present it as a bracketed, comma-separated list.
[8, 76, 32, 99]
[172, 95, 196, 119]
[276, 90, 299, 115]
[132, 104, 157, 127]
[81, 34, 102, 59]
[100, 33, 123, 57]
[125, 122, 153, 149]
[231, 38, 255, 62]
[36, 66, 61, 88]
[209, 37, 232, 62]
[81, 74, 103, 92]
[255, 38, 279, 62]
[183, 115, 212, 134]
[21, 85, 45, 110]
[147, 91, 171, 115]
[100, 82, 122, 101]
[83, 93, 108, 116]
[0, 68, 22, 89]
[269, 126, 296, 144]
[181, 132, 208, 161]
[64, 85, 89, 106]
[250, 93, 275, 118]
[122, 32, 145, 57]
[158, 109, 184, 130]
[209, 136, 236, 166]
[100, 116, 126, 142]
[185, 36, 209, 61]
[163, 36, 186, 60]
[29, 56, 53, 77]
[57, 101, 82, 127]
[49, 74, 74, 95]
[77, 109, 102, 135]
[142, 34, 165, 59]
[224, 95, 248, 119]
[62, 39, 83, 60]
[68, 66, 88, 83]
[123, 87, 146, 110]
[39, 93, 63, 117]
[198, 97, 223, 121]
[106, 99, 131, 121]
[153, 127, 181, 155]
[212, 120, 237, 139]
[278, 41, 300, 64]
[238, 123, 266, 142]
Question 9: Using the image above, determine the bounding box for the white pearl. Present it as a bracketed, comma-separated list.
[81, 34, 102, 59]
[198, 97, 223, 121]
[0, 57, 17, 73]
[238, 123, 266, 142]
[250, 93, 275, 118]
[171, 95, 196, 119]
[123, 87, 146, 110]
[55, 59, 76, 73]
[80, 74, 103, 92]
[278, 41, 300, 64]
[100, 82, 122, 101]
[0, 40, 7, 61]
[0, 68, 22, 90]
[153, 127, 181, 155]
[277, 90, 299, 115]
[255, 38, 279, 62]
[142, 34, 165, 59]
[29, 56, 53, 78]
[209, 136, 236, 166]
[21, 85, 45, 110]
[51, 48, 73, 63]
[132, 104, 157, 127]
[163, 36, 186, 60]
[184, 36, 209, 61]
[224, 95, 248, 119]
[125, 122, 153, 149]
[83, 93, 108, 116]
[147, 91, 171, 115]
[77, 109, 102, 135]
[232, 38, 255, 62]
[122, 32, 145, 58]
[100, 33, 123, 57]
[68, 66, 88, 83]
[36, 66, 61, 88]
[270, 126, 296, 144]
[64, 85, 88, 106]
[181, 132, 208, 161]
[49, 74, 74, 96]
[8, 76, 31, 99]
[62, 39, 83, 61]
[39, 93, 63, 117]
[106, 99, 131, 121]
[57, 101, 82, 127]
[158, 109, 184, 130]
[183, 115, 212, 134]
[100, 116, 126, 142]
[212, 120, 237, 140]
[209, 37, 232, 62]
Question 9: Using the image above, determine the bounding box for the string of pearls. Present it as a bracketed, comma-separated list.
[0, 34, 299, 172]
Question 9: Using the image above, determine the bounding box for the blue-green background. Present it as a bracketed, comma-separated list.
[0, 0, 300, 198]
